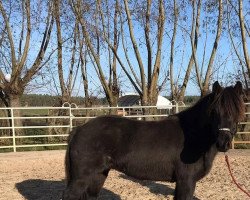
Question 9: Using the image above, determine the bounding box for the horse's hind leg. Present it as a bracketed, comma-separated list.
[87, 169, 110, 199]
[86, 156, 111, 199]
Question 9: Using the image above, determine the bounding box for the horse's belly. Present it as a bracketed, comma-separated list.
[114, 153, 176, 182]
[122, 168, 175, 182]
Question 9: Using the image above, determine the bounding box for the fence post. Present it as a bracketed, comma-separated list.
[69, 106, 73, 132]
[175, 103, 179, 113]
[122, 107, 125, 117]
[11, 108, 16, 152]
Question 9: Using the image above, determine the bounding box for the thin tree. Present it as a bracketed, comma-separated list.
[53, 0, 79, 105]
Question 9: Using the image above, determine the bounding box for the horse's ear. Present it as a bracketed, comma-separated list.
[234, 81, 244, 95]
[212, 81, 222, 94]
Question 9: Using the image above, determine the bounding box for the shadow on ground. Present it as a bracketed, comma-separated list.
[16, 179, 121, 200]
[119, 174, 201, 200]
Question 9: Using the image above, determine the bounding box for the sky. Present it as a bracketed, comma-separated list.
[1, 0, 249, 99]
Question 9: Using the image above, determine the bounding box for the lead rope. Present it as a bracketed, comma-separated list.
[224, 153, 250, 198]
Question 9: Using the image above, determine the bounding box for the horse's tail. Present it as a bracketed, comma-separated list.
[65, 128, 76, 185]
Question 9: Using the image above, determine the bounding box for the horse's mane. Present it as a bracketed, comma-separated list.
[177, 85, 245, 125]
[209, 86, 245, 122]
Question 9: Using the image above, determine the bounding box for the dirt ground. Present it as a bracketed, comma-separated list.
[0, 150, 249, 200]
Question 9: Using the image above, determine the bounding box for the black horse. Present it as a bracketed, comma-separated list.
[62, 81, 245, 200]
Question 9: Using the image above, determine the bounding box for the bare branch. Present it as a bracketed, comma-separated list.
[120, 11, 142, 89]
[226, 1, 248, 88]
[238, 0, 250, 77]
[22, 2, 54, 86]
[67, 22, 78, 97]
[144, 0, 152, 88]
[97, 0, 142, 95]
[169, 0, 178, 99]
[123, 0, 147, 102]
[228, 0, 250, 37]
[18, 0, 31, 71]
[0, 1, 17, 69]
[70, 0, 115, 105]
[178, 0, 201, 100]
[18, 0, 25, 60]
[202, 0, 223, 95]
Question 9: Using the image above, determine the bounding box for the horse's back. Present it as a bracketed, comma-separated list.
[74, 115, 183, 154]
[68, 116, 137, 162]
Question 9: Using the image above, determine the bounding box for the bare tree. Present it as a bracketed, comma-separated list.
[168, 0, 201, 101]
[121, 0, 165, 106]
[0, 0, 54, 129]
[70, 0, 121, 107]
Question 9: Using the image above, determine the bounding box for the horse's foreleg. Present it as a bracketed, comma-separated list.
[62, 171, 108, 200]
[174, 179, 196, 200]
[62, 179, 88, 200]
[63, 153, 110, 200]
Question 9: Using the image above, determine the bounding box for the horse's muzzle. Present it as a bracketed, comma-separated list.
[216, 130, 232, 152]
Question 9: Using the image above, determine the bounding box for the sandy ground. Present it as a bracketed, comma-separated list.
[0, 150, 249, 200]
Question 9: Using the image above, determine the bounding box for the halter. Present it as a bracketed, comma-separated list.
[219, 128, 231, 131]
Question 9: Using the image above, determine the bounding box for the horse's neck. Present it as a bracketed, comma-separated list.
[205, 144, 218, 160]
[197, 144, 218, 178]
[177, 102, 210, 132]
[204, 144, 218, 168]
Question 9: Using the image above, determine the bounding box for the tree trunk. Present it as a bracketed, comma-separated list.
[201, 0, 223, 96]
[8, 94, 23, 136]
[238, 0, 250, 78]
[170, 0, 178, 100]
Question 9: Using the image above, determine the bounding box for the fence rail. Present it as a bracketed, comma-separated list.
[0, 104, 249, 152]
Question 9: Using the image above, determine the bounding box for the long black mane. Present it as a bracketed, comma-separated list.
[178, 84, 245, 130]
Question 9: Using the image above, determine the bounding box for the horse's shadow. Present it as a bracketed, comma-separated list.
[15, 179, 121, 200]
[16, 177, 201, 200]
[119, 174, 174, 197]
[119, 174, 201, 200]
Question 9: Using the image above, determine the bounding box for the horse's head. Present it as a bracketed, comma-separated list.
[179, 81, 245, 163]
[209, 81, 245, 152]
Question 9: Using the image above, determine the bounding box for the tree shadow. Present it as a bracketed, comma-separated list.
[119, 174, 201, 200]
[16, 179, 121, 200]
